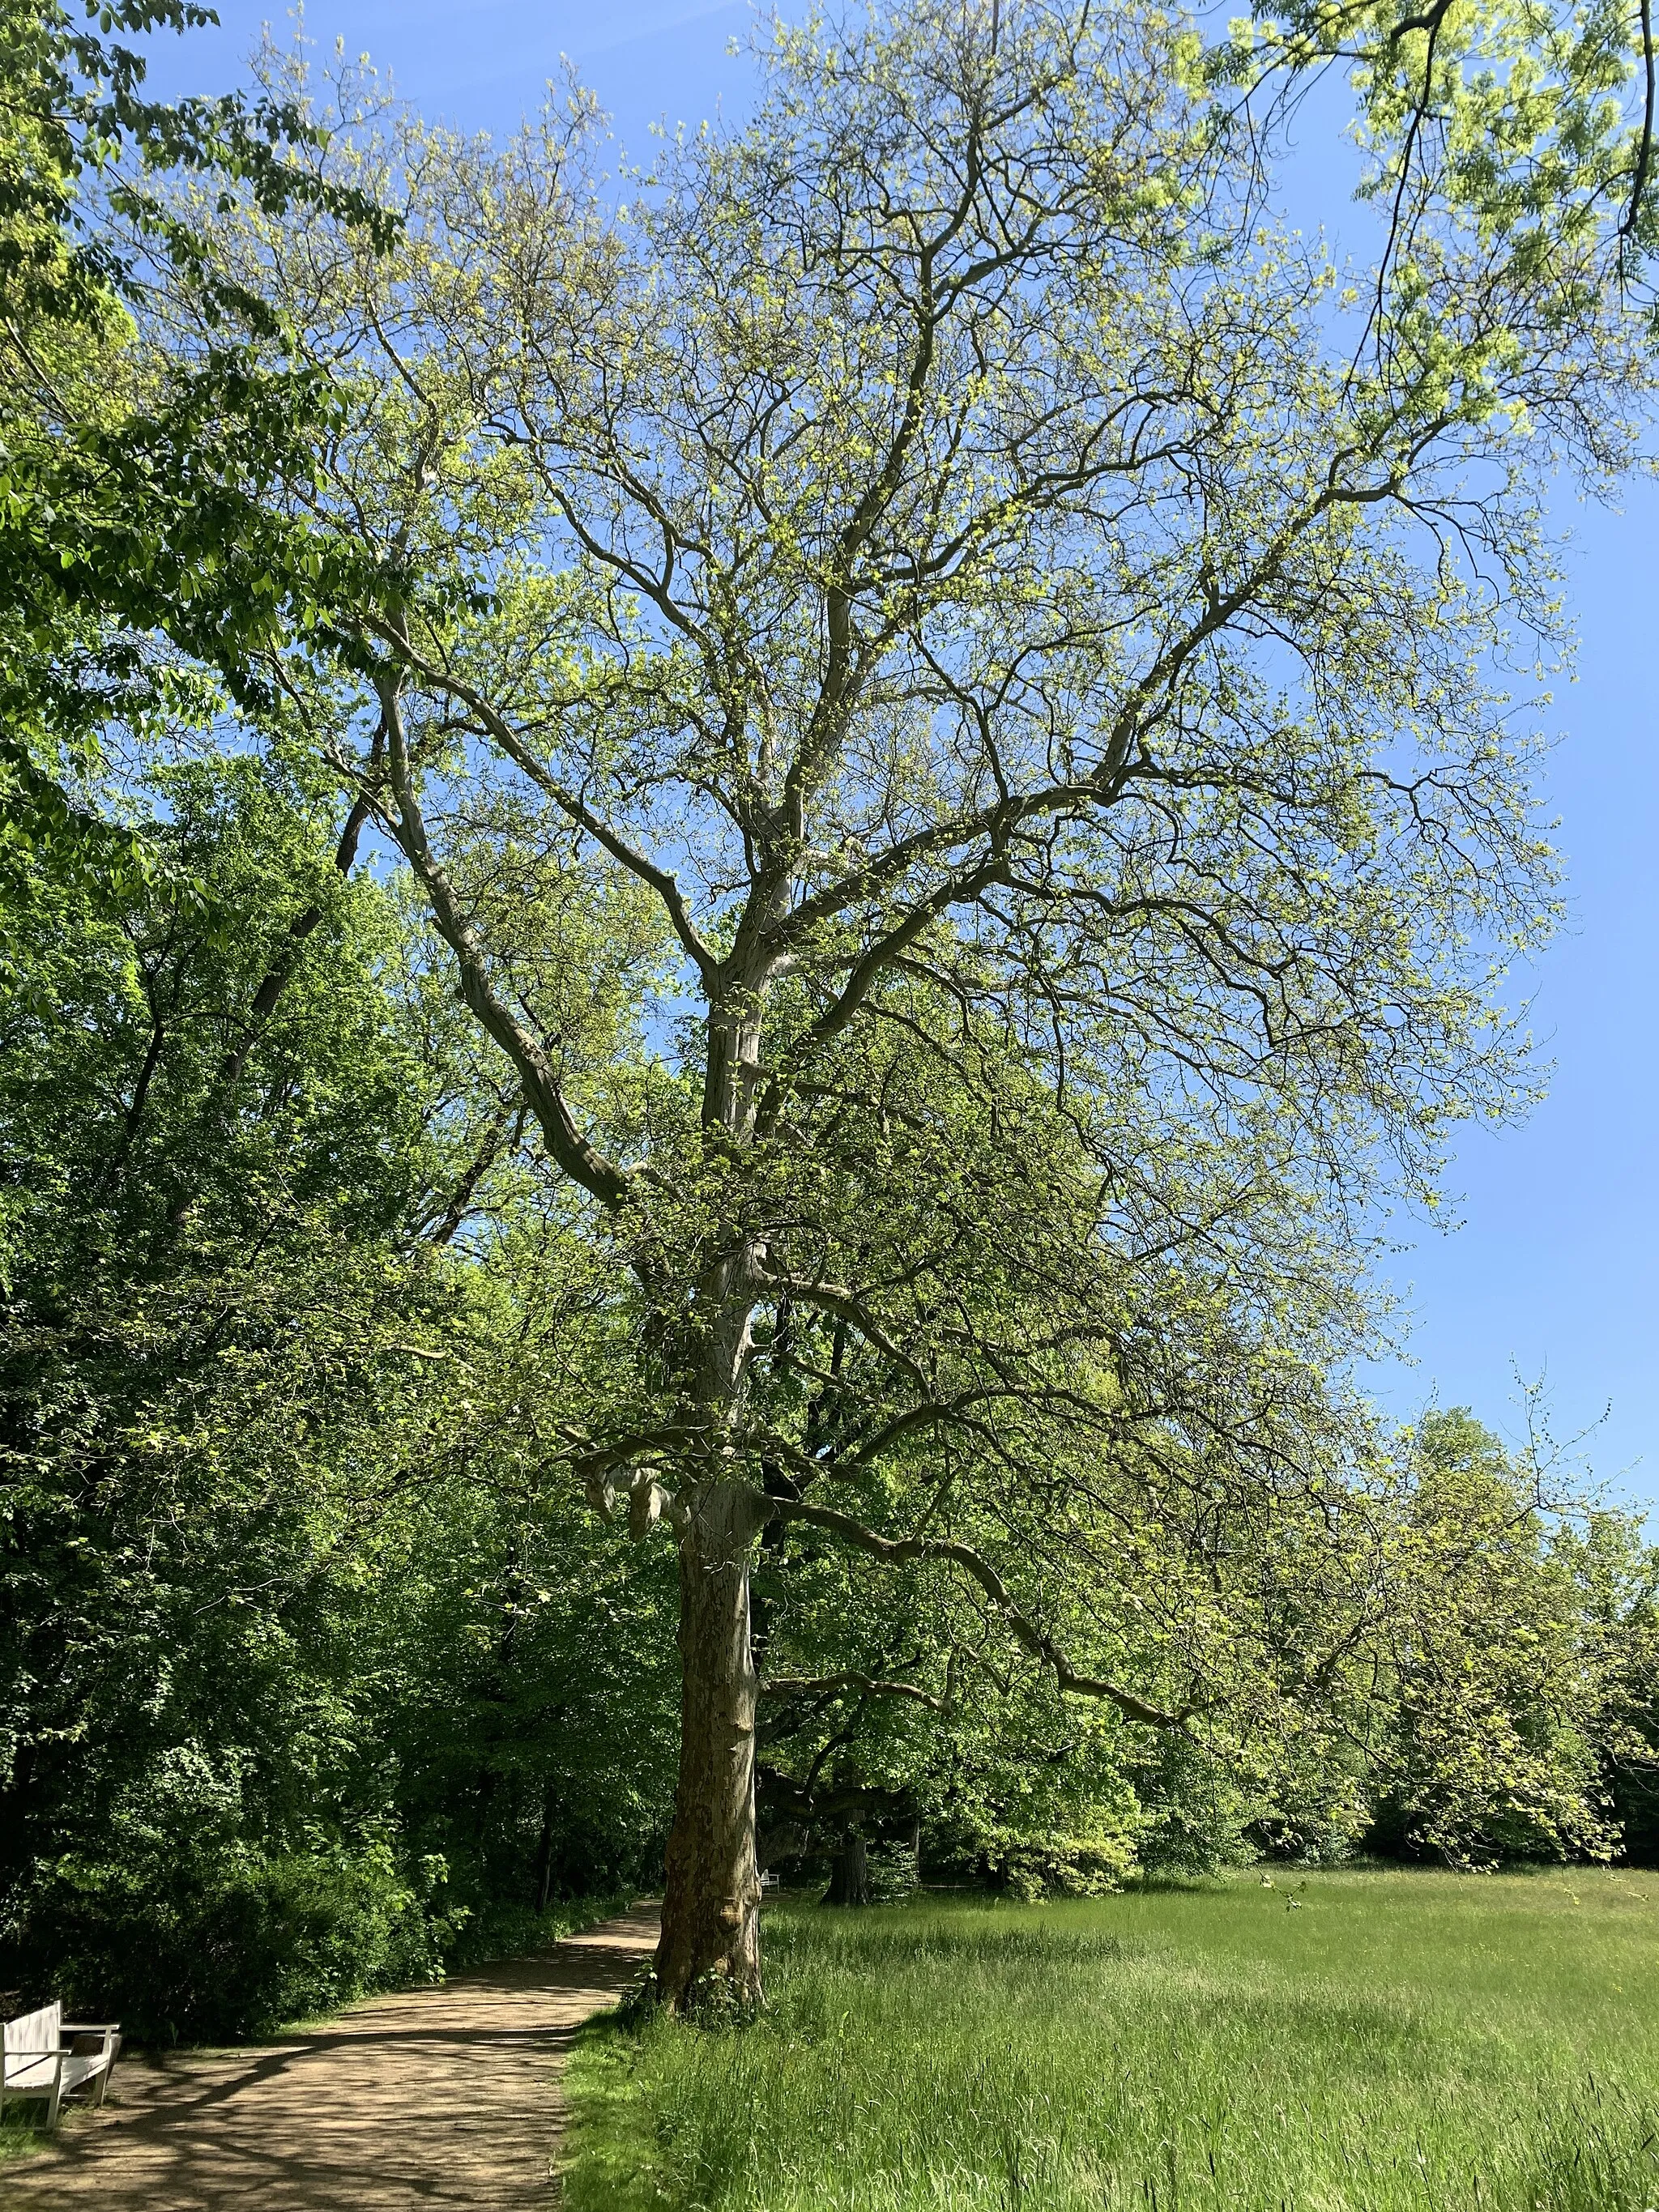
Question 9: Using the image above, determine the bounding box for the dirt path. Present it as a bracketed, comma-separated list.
[2, 1903, 659, 2210]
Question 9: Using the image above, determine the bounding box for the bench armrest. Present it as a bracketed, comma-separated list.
[59, 2023, 119, 2036]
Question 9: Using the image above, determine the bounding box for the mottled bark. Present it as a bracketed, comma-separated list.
[655, 1480, 765, 2006]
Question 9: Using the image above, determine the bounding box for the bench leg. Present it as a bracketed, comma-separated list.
[46, 2058, 63, 2129]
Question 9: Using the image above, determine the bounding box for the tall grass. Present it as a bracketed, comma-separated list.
[564, 1869, 1659, 2212]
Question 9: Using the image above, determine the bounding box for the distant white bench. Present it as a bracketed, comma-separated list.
[2, 2003, 121, 2127]
[759, 1870, 780, 1890]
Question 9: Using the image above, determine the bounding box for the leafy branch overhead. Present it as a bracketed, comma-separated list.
[0, 0, 399, 987]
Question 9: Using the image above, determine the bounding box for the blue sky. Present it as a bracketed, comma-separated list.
[146, 2, 1659, 1513]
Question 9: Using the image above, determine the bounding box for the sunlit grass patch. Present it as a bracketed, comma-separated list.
[562, 1869, 1659, 2211]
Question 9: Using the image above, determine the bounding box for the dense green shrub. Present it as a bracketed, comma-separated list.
[15, 1828, 451, 2044]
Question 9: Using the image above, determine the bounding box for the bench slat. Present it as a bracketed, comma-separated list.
[2, 2004, 60, 2056]
[3, 2058, 63, 2092]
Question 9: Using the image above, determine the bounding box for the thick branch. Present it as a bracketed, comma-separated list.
[1627, 0, 1657, 239]
[775, 458, 1402, 971]
[760, 1670, 949, 1712]
[760, 1494, 1192, 1729]
[751, 1268, 929, 1390]
[794, 852, 1012, 1058]
[220, 788, 372, 1088]
[369, 620, 721, 991]
[377, 678, 631, 1210]
[423, 1093, 522, 1247]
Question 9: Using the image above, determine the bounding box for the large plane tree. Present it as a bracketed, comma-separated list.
[151, 0, 1656, 2001]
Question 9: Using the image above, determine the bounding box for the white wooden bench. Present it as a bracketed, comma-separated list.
[2, 2003, 121, 2128]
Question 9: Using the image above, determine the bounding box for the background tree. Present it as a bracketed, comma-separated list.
[0, 742, 677, 2038]
[146, 0, 1659, 2004]
[1367, 1409, 1659, 1865]
[0, 0, 394, 1004]
[1595, 1528, 1659, 1862]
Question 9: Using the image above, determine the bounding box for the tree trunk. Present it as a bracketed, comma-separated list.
[532, 1783, 556, 1913]
[826, 1827, 871, 1906]
[655, 1481, 763, 2008]
[655, 986, 773, 2009]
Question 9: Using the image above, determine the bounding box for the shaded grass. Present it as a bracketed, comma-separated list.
[563, 1869, 1659, 2211]
[0, 2112, 57, 2167]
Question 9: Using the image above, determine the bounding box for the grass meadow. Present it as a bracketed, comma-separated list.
[563, 1869, 1659, 2212]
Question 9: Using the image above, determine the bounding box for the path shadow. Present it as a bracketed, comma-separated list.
[2, 1905, 660, 2211]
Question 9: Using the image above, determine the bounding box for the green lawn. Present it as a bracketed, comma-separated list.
[563, 1869, 1659, 2212]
